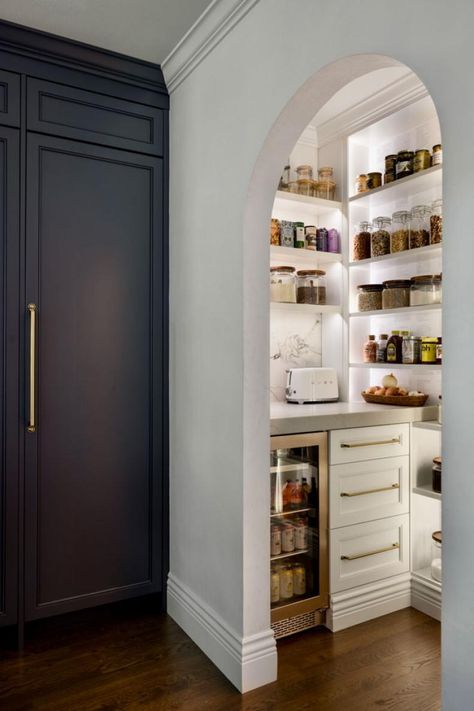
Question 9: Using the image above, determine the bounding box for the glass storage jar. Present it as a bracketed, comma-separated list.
[296, 269, 327, 305]
[430, 198, 442, 244]
[431, 531, 442, 582]
[431, 144, 442, 166]
[402, 335, 421, 364]
[396, 150, 414, 179]
[353, 221, 371, 260]
[432, 457, 442, 494]
[410, 205, 431, 249]
[318, 166, 333, 180]
[358, 284, 383, 312]
[314, 180, 336, 200]
[391, 210, 410, 252]
[296, 178, 314, 196]
[270, 266, 296, 303]
[296, 164, 313, 180]
[382, 279, 411, 309]
[410, 274, 442, 306]
[371, 217, 391, 256]
[367, 172, 382, 189]
[355, 174, 368, 193]
[414, 149, 431, 172]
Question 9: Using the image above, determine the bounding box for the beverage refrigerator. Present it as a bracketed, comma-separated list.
[270, 432, 329, 638]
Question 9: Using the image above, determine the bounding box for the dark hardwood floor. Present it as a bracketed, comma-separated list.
[0, 600, 440, 710]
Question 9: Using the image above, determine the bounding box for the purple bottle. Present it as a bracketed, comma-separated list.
[327, 228, 340, 253]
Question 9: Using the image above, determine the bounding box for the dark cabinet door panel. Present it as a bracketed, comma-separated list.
[0, 69, 20, 127]
[27, 78, 164, 155]
[25, 134, 164, 619]
[0, 125, 20, 627]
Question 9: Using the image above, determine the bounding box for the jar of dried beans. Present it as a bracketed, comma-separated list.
[410, 205, 431, 249]
[371, 216, 391, 256]
[430, 198, 442, 244]
[353, 221, 371, 260]
[391, 210, 410, 253]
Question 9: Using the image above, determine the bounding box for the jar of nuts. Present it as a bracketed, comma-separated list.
[430, 198, 442, 244]
[353, 221, 372, 261]
[410, 205, 431, 249]
[371, 216, 391, 257]
[391, 211, 410, 253]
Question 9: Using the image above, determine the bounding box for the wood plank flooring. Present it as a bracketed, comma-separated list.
[0, 600, 440, 710]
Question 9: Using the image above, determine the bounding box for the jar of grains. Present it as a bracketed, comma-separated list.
[410, 205, 431, 249]
[270, 266, 296, 303]
[297, 178, 314, 196]
[430, 199, 442, 244]
[382, 279, 411, 309]
[410, 275, 442, 305]
[358, 284, 383, 312]
[296, 269, 327, 305]
[371, 216, 391, 256]
[353, 221, 372, 260]
[391, 210, 410, 252]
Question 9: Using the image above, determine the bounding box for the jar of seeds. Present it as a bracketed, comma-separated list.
[391, 210, 410, 253]
[371, 216, 391, 256]
[430, 199, 442, 244]
[353, 221, 372, 260]
[358, 284, 383, 312]
[410, 205, 430, 249]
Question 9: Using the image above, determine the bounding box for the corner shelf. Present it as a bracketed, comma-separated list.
[349, 243, 442, 267]
[274, 190, 342, 215]
[350, 362, 441, 371]
[271, 302, 341, 315]
[348, 164, 442, 207]
[349, 303, 441, 318]
[271, 245, 342, 267]
[413, 485, 441, 501]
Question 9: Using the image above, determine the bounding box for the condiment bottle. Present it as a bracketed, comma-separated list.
[386, 330, 402, 363]
[376, 334, 388, 362]
[363, 335, 377, 363]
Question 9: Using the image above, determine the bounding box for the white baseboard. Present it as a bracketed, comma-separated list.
[326, 573, 412, 632]
[167, 573, 277, 693]
[411, 574, 442, 622]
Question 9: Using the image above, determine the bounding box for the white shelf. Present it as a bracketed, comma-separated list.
[349, 243, 442, 267]
[350, 362, 441, 371]
[271, 245, 342, 267]
[412, 566, 442, 591]
[349, 303, 441, 318]
[274, 190, 342, 215]
[271, 302, 341, 315]
[412, 421, 442, 431]
[413, 484, 442, 501]
[348, 164, 442, 207]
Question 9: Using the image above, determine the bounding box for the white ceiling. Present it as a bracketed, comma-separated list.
[0, 0, 213, 64]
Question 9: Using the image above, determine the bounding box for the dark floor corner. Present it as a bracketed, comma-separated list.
[0, 604, 439, 711]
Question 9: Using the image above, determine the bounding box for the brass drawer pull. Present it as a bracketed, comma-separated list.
[340, 483, 400, 498]
[341, 542, 400, 561]
[27, 303, 37, 433]
[340, 437, 400, 449]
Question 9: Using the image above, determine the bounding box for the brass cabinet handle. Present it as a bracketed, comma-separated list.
[27, 303, 37, 433]
[340, 483, 400, 498]
[341, 542, 400, 561]
[340, 437, 400, 449]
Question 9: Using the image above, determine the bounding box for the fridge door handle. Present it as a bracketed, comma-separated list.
[27, 303, 37, 433]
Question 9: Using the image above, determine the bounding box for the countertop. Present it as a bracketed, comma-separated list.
[270, 401, 439, 436]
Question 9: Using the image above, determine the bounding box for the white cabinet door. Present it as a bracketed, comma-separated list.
[330, 515, 409, 593]
[330, 424, 409, 465]
[330, 456, 409, 529]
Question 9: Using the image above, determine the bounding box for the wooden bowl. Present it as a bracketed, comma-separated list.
[362, 391, 429, 407]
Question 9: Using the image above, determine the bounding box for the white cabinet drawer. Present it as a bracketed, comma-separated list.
[330, 456, 409, 529]
[330, 515, 409, 593]
[330, 424, 409, 465]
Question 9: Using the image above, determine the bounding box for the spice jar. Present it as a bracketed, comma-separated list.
[270, 218, 280, 246]
[296, 269, 327, 305]
[385, 154, 397, 173]
[431, 531, 442, 582]
[358, 284, 383, 312]
[421, 337, 438, 363]
[376, 334, 388, 362]
[355, 174, 368, 193]
[279, 565, 294, 600]
[432, 457, 442, 494]
[430, 199, 442, 244]
[353, 221, 371, 260]
[410, 205, 431, 249]
[402, 335, 421, 364]
[305, 225, 317, 251]
[396, 150, 414, 179]
[271, 567, 280, 603]
[292, 563, 306, 596]
[410, 275, 442, 306]
[367, 172, 382, 189]
[271, 525, 282, 556]
[391, 210, 410, 253]
[297, 178, 314, 196]
[363, 335, 377, 363]
[371, 216, 391, 256]
[414, 149, 431, 172]
[270, 266, 296, 303]
[296, 164, 313, 180]
[281, 522, 295, 553]
[384, 172, 395, 184]
[431, 144, 442, 166]
[382, 279, 411, 309]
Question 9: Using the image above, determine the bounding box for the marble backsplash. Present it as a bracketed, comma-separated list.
[270, 310, 322, 402]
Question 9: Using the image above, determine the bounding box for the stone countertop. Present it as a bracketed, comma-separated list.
[270, 401, 439, 436]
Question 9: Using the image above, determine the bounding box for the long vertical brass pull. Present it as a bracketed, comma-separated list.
[27, 303, 37, 433]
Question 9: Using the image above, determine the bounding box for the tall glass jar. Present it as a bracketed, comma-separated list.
[270, 266, 296, 303]
[430, 198, 442, 244]
[410, 205, 431, 249]
[296, 269, 327, 305]
[391, 210, 410, 252]
[353, 221, 371, 260]
[371, 216, 391, 256]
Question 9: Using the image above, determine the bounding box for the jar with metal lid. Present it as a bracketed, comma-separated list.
[367, 172, 382, 189]
[296, 164, 313, 180]
[396, 150, 414, 179]
[385, 154, 397, 173]
[279, 565, 294, 599]
[296, 269, 327, 305]
[271, 567, 280, 603]
[305, 225, 317, 251]
[281, 522, 295, 552]
[431, 531, 442, 582]
[414, 149, 431, 172]
[402, 335, 421, 364]
[297, 178, 314, 196]
[431, 144, 442, 166]
[432, 457, 442, 494]
[421, 337, 438, 363]
[391, 210, 410, 252]
[292, 563, 306, 596]
[410, 275, 442, 306]
[353, 221, 371, 260]
[430, 198, 442, 244]
[382, 279, 411, 309]
[355, 174, 368, 193]
[410, 205, 431, 249]
[270, 266, 296, 303]
[371, 216, 391, 256]
[358, 284, 383, 312]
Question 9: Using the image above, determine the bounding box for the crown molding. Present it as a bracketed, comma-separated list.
[162, 0, 260, 93]
[316, 73, 429, 147]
